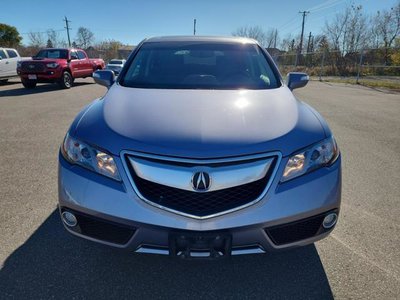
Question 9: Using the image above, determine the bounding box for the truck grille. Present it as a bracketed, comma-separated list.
[21, 61, 45, 72]
[124, 153, 279, 218]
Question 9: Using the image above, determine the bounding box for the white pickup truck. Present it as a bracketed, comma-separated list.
[0, 48, 29, 83]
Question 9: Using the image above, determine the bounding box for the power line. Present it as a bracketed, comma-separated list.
[64, 16, 72, 47]
[279, 14, 299, 31]
[309, 0, 346, 13]
[20, 29, 65, 35]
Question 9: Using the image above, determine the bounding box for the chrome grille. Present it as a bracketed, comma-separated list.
[123, 152, 281, 219]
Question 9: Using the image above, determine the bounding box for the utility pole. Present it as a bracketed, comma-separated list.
[273, 29, 278, 48]
[64, 16, 71, 47]
[298, 11, 309, 54]
[193, 19, 196, 36]
[295, 10, 309, 66]
[306, 32, 312, 53]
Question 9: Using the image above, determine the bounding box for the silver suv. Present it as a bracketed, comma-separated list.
[58, 36, 341, 258]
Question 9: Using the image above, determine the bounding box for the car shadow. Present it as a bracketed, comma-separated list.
[0, 79, 21, 86]
[0, 210, 333, 299]
[0, 81, 95, 97]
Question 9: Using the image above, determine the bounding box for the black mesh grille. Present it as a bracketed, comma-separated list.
[21, 62, 45, 72]
[265, 214, 326, 245]
[63, 209, 136, 245]
[127, 156, 276, 217]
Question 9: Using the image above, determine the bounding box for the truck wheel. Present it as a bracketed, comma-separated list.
[22, 79, 37, 89]
[59, 71, 73, 89]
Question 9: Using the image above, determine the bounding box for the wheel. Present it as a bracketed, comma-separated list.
[58, 71, 73, 89]
[22, 79, 37, 89]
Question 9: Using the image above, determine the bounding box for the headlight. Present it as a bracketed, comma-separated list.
[61, 134, 121, 181]
[46, 62, 59, 68]
[281, 136, 339, 182]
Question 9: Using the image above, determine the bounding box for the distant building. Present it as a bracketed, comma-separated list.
[85, 45, 136, 61]
[85, 46, 103, 59]
[265, 48, 285, 57]
[118, 45, 135, 59]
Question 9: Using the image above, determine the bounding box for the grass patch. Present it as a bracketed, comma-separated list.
[319, 78, 400, 91]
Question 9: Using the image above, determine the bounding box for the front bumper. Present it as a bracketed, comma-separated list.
[18, 70, 62, 82]
[58, 152, 341, 255]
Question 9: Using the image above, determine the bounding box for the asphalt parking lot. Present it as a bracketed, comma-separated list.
[0, 78, 399, 299]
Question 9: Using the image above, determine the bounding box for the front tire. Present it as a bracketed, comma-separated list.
[22, 79, 37, 89]
[58, 71, 73, 89]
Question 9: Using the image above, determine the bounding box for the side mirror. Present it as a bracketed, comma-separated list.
[286, 72, 309, 90]
[93, 70, 115, 88]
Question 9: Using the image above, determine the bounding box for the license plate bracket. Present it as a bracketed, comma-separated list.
[28, 74, 37, 80]
[169, 231, 232, 259]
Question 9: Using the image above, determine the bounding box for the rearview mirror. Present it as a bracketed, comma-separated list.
[93, 70, 115, 88]
[286, 72, 309, 90]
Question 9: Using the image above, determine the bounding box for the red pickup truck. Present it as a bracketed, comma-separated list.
[17, 48, 105, 89]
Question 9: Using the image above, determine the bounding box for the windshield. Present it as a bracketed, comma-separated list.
[35, 49, 68, 59]
[109, 60, 123, 64]
[120, 42, 280, 89]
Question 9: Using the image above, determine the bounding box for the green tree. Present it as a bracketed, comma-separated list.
[46, 39, 53, 48]
[0, 23, 22, 47]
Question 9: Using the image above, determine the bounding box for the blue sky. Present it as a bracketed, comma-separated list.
[1, 0, 398, 46]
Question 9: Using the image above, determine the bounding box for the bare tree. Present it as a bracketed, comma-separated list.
[94, 39, 123, 62]
[232, 25, 268, 46]
[325, 5, 369, 53]
[28, 31, 45, 48]
[46, 29, 61, 48]
[75, 27, 94, 49]
[280, 33, 293, 52]
[265, 28, 279, 48]
[372, 1, 400, 63]
[324, 5, 370, 75]
[325, 6, 349, 52]
[346, 6, 368, 52]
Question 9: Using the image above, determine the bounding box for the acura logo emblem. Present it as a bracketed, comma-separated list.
[191, 171, 211, 192]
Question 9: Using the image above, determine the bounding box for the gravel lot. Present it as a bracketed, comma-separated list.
[0, 78, 399, 299]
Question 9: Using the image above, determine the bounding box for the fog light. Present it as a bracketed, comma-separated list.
[323, 213, 337, 229]
[62, 211, 78, 227]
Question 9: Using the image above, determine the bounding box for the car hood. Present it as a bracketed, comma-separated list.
[72, 84, 326, 158]
[30, 58, 65, 62]
[20, 58, 62, 65]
